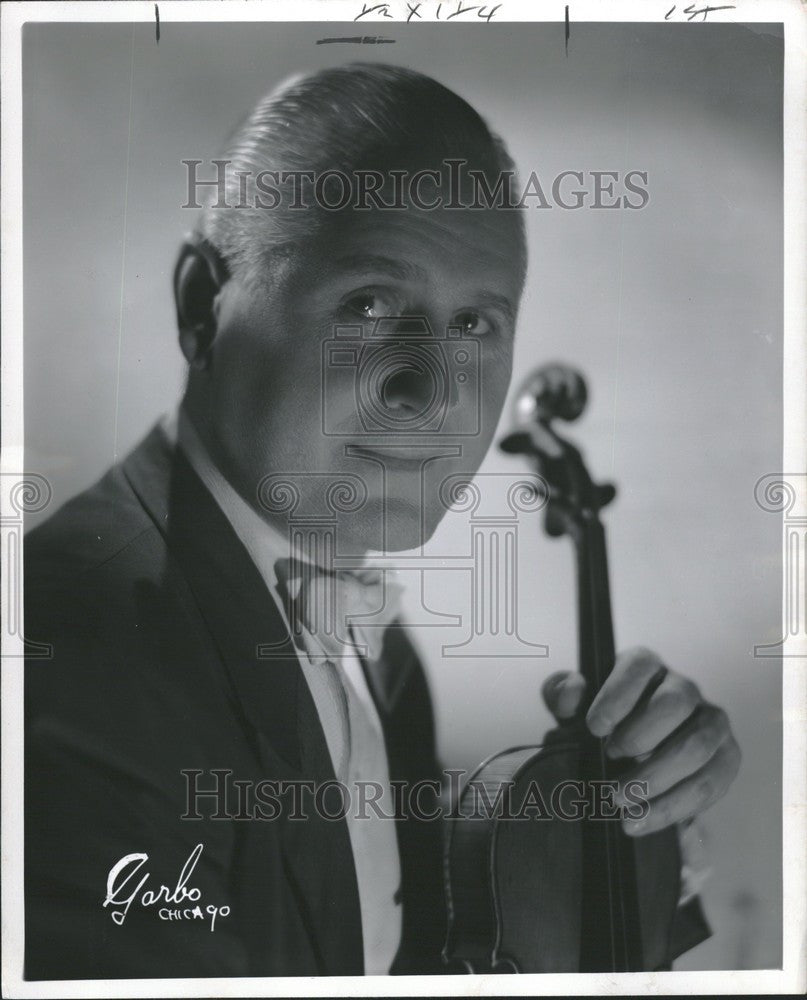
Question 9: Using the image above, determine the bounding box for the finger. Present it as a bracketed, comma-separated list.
[541, 671, 587, 723]
[617, 703, 733, 803]
[622, 737, 741, 836]
[605, 672, 702, 759]
[586, 646, 668, 737]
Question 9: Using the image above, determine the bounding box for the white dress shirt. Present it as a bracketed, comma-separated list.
[163, 408, 402, 975]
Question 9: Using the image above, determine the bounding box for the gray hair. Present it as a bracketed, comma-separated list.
[198, 62, 526, 287]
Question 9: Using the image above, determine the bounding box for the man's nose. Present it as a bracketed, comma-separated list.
[380, 358, 435, 415]
[376, 315, 460, 417]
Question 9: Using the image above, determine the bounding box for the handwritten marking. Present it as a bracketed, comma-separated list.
[565, 5, 569, 56]
[686, 3, 735, 20]
[317, 36, 396, 44]
[154, 4, 160, 43]
[353, 0, 501, 19]
[447, 2, 477, 18]
[354, 2, 394, 20]
[665, 3, 736, 20]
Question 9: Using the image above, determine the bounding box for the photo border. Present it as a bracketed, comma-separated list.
[2, 1, 804, 996]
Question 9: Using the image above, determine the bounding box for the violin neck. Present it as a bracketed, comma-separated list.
[575, 514, 646, 971]
[575, 516, 616, 706]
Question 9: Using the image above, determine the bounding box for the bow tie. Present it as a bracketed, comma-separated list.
[274, 557, 404, 664]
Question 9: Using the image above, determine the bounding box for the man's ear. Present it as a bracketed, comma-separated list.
[173, 236, 230, 370]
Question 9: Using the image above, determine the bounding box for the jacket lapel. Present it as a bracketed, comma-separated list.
[121, 425, 363, 974]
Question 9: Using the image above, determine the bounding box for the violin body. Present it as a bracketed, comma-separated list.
[443, 739, 682, 973]
[443, 363, 683, 973]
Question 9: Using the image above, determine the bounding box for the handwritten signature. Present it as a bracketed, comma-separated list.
[103, 843, 230, 931]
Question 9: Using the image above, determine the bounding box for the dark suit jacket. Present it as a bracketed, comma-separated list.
[24, 425, 708, 980]
[25, 425, 445, 979]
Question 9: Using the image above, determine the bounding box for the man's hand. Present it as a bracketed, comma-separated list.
[541, 647, 741, 836]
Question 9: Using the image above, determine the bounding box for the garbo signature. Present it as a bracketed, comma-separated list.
[103, 842, 230, 931]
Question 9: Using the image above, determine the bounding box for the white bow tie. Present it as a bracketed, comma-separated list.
[274, 558, 404, 663]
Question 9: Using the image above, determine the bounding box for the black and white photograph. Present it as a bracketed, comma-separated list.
[1, 1, 805, 996]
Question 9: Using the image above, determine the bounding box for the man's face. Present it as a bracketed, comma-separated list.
[204, 200, 524, 553]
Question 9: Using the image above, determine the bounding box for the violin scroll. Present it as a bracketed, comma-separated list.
[499, 363, 616, 537]
[513, 363, 588, 425]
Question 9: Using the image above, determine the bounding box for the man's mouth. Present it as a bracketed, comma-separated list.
[349, 443, 450, 471]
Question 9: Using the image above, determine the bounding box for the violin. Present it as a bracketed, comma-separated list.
[442, 364, 682, 973]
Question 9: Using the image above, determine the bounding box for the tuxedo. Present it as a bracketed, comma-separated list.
[24, 424, 708, 980]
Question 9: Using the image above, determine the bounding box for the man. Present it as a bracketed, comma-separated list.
[24, 63, 739, 979]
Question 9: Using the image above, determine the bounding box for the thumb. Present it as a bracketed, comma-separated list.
[542, 671, 587, 724]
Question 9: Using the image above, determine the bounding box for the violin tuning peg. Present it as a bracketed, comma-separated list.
[499, 431, 533, 455]
[545, 502, 570, 537]
[597, 484, 617, 508]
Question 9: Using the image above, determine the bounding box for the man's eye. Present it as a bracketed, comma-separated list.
[453, 310, 493, 336]
[343, 291, 396, 320]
